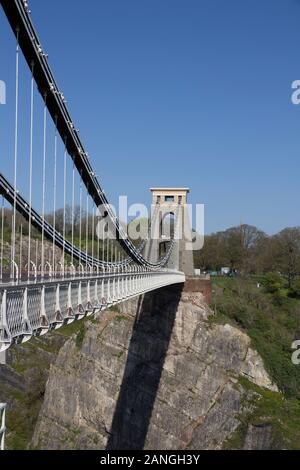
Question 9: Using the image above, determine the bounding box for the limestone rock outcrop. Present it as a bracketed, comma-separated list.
[32, 285, 277, 450]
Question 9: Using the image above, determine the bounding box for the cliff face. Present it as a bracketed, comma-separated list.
[0, 333, 66, 449]
[32, 285, 277, 450]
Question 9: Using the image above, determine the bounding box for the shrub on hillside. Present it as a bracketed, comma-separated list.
[290, 277, 300, 298]
[263, 272, 285, 293]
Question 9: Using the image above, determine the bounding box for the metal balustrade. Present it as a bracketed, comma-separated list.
[0, 269, 185, 352]
[0, 404, 6, 451]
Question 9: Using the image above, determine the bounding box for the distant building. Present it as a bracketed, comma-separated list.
[221, 267, 230, 275]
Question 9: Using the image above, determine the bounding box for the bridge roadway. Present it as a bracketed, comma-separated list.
[0, 269, 185, 352]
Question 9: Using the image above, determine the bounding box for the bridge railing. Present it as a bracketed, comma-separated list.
[0, 269, 185, 352]
[0, 403, 6, 451]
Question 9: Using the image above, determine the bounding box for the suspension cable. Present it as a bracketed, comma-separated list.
[0, 196, 4, 282]
[27, 62, 34, 280]
[85, 184, 89, 272]
[41, 93, 47, 279]
[91, 205, 95, 272]
[52, 117, 58, 273]
[35, 238, 38, 270]
[11, 29, 19, 279]
[106, 219, 109, 269]
[19, 224, 23, 277]
[62, 139, 67, 276]
[71, 160, 75, 267]
[97, 209, 100, 262]
[102, 223, 105, 266]
[79, 170, 82, 266]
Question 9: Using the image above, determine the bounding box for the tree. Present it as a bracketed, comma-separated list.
[240, 224, 267, 273]
[290, 276, 300, 297]
[219, 224, 268, 273]
[263, 272, 285, 293]
[194, 224, 267, 274]
[194, 224, 300, 279]
[274, 228, 300, 287]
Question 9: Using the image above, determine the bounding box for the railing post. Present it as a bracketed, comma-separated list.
[117, 266, 120, 300]
[94, 279, 100, 307]
[101, 277, 105, 300]
[125, 274, 128, 298]
[79, 263, 84, 277]
[128, 268, 131, 296]
[0, 291, 11, 352]
[112, 276, 116, 302]
[55, 283, 62, 324]
[0, 403, 6, 451]
[39, 286, 49, 334]
[21, 287, 32, 341]
[107, 278, 111, 304]
[76, 281, 85, 319]
[119, 273, 122, 299]
[121, 266, 125, 299]
[78, 281, 82, 308]
[86, 280, 93, 315]
[69, 263, 75, 277]
[10, 260, 19, 282]
[67, 282, 71, 308]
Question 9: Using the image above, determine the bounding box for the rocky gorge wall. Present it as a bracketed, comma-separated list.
[31, 284, 279, 450]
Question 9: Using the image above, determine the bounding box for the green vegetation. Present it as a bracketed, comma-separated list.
[212, 276, 300, 397]
[5, 341, 57, 450]
[212, 276, 300, 449]
[75, 322, 86, 349]
[56, 320, 85, 337]
[6, 393, 42, 450]
[263, 272, 286, 294]
[115, 314, 128, 322]
[113, 350, 124, 359]
[109, 305, 120, 313]
[290, 276, 300, 298]
[4, 317, 94, 449]
[195, 224, 300, 290]
[224, 376, 300, 449]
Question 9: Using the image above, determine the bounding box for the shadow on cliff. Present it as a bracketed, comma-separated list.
[106, 284, 183, 450]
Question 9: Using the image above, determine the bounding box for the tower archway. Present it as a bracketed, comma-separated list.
[145, 188, 195, 275]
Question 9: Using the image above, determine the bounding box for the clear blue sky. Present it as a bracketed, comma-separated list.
[0, 0, 300, 235]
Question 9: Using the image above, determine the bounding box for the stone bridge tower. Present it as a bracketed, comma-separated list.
[145, 188, 195, 276]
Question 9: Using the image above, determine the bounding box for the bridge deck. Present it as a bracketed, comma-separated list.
[0, 270, 185, 352]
